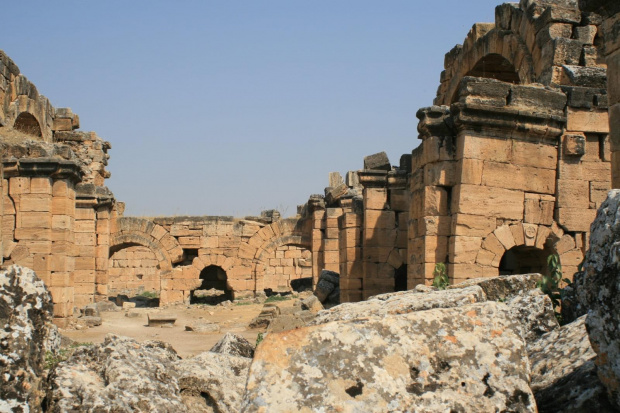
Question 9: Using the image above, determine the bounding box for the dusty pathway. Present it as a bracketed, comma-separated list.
[61, 302, 270, 358]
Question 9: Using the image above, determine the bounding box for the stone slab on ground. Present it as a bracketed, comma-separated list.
[242, 302, 535, 412]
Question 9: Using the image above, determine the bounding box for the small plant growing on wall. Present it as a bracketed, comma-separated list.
[538, 254, 572, 322]
[432, 263, 449, 290]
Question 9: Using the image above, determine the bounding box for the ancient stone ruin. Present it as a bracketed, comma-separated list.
[2, 0, 620, 411]
[0, 0, 617, 329]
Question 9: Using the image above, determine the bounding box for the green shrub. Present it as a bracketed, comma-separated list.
[256, 332, 264, 347]
[138, 291, 159, 299]
[432, 263, 449, 290]
[265, 295, 290, 303]
[538, 254, 572, 323]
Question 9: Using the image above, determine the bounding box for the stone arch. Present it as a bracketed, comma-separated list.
[110, 217, 184, 272]
[13, 112, 42, 138]
[474, 223, 583, 278]
[245, 218, 312, 292]
[441, 28, 536, 105]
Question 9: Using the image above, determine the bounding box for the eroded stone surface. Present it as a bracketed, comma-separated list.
[309, 286, 486, 325]
[529, 316, 615, 412]
[242, 302, 535, 412]
[177, 351, 251, 413]
[0, 265, 57, 413]
[506, 289, 559, 343]
[209, 332, 255, 358]
[580, 190, 620, 408]
[48, 334, 184, 412]
[449, 273, 542, 301]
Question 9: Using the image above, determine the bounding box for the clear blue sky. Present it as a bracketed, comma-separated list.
[3, 1, 501, 217]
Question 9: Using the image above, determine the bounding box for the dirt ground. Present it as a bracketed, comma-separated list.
[61, 301, 282, 358]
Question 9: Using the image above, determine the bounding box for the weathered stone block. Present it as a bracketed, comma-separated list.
[363, 151, 391, 171]
[481, 161, 556, 194]
[452, 184, 524, 220]
[557, 179, 590, 209]
[451, 214, 496, 237]
[449, 236, 482, 264]
[557, 208, 597, 232]
[567, 108, 610, 133]
[363, 188, 387, 210]
[563, 134, 586, 156]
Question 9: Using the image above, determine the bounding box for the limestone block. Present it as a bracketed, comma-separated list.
[476, 249, 496, 266]
[557, 208, 597, 232]
[481, 233, 505, 257]
[511, 141, 557, 170]
[481, 161, 556, 194]
[322, 239, 338, 251]
[364, 210, 395, 230]
[423, 161, 456, 187]
[326, 208, 343, 218]
[456, 158, 483, 184]
[456, 134, 512, 163]
[51, 197, 74, 215]
[52, 215, 73, 230]
[449, 236, 482, 264]
[389, 189, 409, 212]
[601, 11, 620, 55]
[29, 178, 52, 195]
[341, 213, 362, 228]
[20, 194, 51, 212]
[559, 249, 584, 267]
[451, 214, 496, 237]
[555, 234, 576, 255]
[363, 188, 387, 210]
[557, 179, 590, 209]
[19, 212, 52, 229]
[611, 104, 620, 155]
[590, 181, 611, 206]
[74, 219, 95, 233]
[583, 161, 612, 183]
[567, 108, 609, 133]
[363, 152, 390, 171]
[563, 134, 586, 156]
[452, 184, 524, 220]
[15, 228, 51, 242]
[535, 226, 552, 249]
[494, 225, 516, 250]
[9, 177, 30, 195]
[418, 216, 451, 236]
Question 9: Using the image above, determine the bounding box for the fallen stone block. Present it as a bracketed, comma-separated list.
[242, 302, 535, 412]
[363, 151, 391, 171]
[185, 322, 220, 334]
[310, 285, 486, 325]
[529, 316, 615, 412]
[449, 273, 542, 301]
[148, 314, 176, 327]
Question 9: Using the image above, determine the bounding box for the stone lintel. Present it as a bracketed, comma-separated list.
[358, 170, 388, 188]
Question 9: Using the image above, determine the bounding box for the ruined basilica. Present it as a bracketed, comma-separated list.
[1, 0, 619, 328]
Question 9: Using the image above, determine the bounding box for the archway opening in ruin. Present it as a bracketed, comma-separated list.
[13, 112, 42, 138]
[394, 264, 408, 292]
[190, 265, 232, 305]
[108, 244, 161, 307]
[499, 244, 553, 276]
[466, 54, 520, 84]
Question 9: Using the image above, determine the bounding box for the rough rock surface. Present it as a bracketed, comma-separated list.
[242, 302, 535, 412]
[209, 332, 255, 358]
[176, 351, 251, 413]
[579, 190, 620, 408]
[0, 265, 58, 413]
[185, 322, 220, 333]
[309, 285, 486, 325]
[449, 273, 542, 300]
[48, 334, 185, 412]
[529, 316, 615, 412]
[506, 289, 559, 343]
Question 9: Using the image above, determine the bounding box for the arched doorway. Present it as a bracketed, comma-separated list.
[190, 265, 232, 304]
[13, 112, 42, 137]
[499, 245, 553, 276]
[108, 244, 161, 307]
